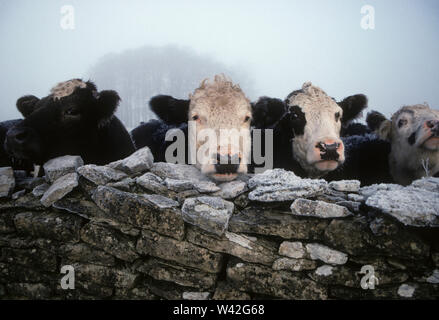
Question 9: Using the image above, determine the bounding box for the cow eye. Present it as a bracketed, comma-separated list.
[65, 108, 80, 116]
[335, 112, 341, 121]
[244, 116, 251, 123]
[192, 115, 199, 121]
[398, 119, 407, 128]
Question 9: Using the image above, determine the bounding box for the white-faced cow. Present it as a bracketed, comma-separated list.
[251, 82, 368, 178]
[366, 104, 439, 185]
[132, 74, 252, 182]
[5, 79, 136, 166]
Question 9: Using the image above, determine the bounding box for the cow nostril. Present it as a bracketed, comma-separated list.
[426, 121, 435, 129]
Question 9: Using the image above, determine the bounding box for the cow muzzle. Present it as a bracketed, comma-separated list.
[312, 139, 344, 172]
[5, 126, 42, 161]
[421, 120, 439, 150]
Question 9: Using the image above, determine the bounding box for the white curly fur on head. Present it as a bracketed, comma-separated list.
[50, 79, 87, 100]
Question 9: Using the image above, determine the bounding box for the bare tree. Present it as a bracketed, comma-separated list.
[88, 45, 254, 129]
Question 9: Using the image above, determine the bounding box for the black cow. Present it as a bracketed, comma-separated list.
[5, 79, 135, 166]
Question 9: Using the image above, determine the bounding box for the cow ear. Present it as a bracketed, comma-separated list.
[17, 95, 40, 118]
[367, 111, 392, 141]
[338, 94, 368, 124]
[95, 90, 120, 125]
[150, 95, 190, 125]
[251, 97, 286, 129]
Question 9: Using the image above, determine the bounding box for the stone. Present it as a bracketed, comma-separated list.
[433, 253, 439, 267]
[315, 265, 334, 276]
[329, 180, 361, 193]
[182, 292, 211, 300]
[77, 164, 127, 186]
[107, 178, 136, 192]
[366, 186, 439, 227]
[227, 261, 327, 299]
[40, 173, 79, 207]
[193, 181, 221, 193]
[1, 248, 57, 272]
[43, 155, 84, 183]
[336, 200, 360, 213]
[397, 284, 416, 298]
[186, 226, 279, 266]
[136, 172, 168, 194]
[135, 257, 217, 290]
[229, 207, 329, 240]
[136, 229, 224, 274]
[426, 270, 439, 284]
[213, 180, 248, 199]
[411, 177, 439, 193]
[14, 211, 83, 242]
[59, 243, 116, 267]
[272, 257, 317, 271]
[6, 283, 52, 299]
[164, 178, 194, 192]
[306, 243, 348, 265]
[80, 223, 139, 262]
[212, 281, 251, 300]
[32, 183, 50, 197]
[92, 186, 185, 240]
[12, 189, 26, 200]
[108, 147, 154, 175]
[348, 193, 364, 202]
[182, 196, 234, 236]
[0, 167, 15, 198]
[359, 183, 404, 199]
[247, 169, 327, 202]
[150, 162, 210, 182]
[290, 198, 352, 218]
[279, 241, 306, 259]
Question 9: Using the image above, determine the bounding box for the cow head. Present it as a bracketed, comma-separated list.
[5, 79, 121, 164]
[281, 82, 367, 177]
[150, 75, 252, 182]
[367, 104, 439, 185]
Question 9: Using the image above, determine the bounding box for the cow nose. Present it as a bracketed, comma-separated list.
[316, 140, 342, 161]
[215, 154, 241, 174]
[426, 120, 439, 135]
[6, 127, 32, 146]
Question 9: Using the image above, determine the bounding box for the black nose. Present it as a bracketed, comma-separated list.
[215, 154, 240, 174]
[6, 127, 32, 146]
[427, 120, 439, 135]
[317, 142, 340, 161]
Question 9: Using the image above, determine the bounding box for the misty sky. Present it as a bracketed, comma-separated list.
[1, 0, 438, 121]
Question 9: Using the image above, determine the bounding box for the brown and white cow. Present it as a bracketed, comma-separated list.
[367, 104, 439, 185]
[132, 74, 252, 182]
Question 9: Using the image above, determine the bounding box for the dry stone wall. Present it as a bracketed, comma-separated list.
[0, 148, 439, 300]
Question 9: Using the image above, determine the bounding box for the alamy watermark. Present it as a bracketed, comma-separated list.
[360, 265, 379, 290]
[361, 5, 375, 30]
[60, 265, 75, 290]
[60, 5, 75, 30]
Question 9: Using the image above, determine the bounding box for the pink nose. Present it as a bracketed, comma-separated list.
[315, 139, 344, 161]
[425, 120, 439, 134]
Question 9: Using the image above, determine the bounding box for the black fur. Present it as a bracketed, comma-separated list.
[131, 119, 188, 163]
[0, 120, 34, 171]
[341, 122, 370, 137]
[150, 95, 190, 125]
[5, 80, 135, 165]
[408, 132, 416, 145]
[325, 134, 393, 186]
[366, 111, 388, 132]
[251, 97, 286, 129]
[338, 94, 368, 123]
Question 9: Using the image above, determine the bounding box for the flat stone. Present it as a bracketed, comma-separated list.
[336, 200, 360, 213]
[12, 189, 26, 200]
[279, 241, 306, 259]
[32, 183, 50, 197]
[193, 181, 221, 193]
[136, 172, 168, 194]
[151, 162, 210, 182]
[226, 261, 327, 299]
[135, 257, 217, 290]
[290, 198, 352, 218]
[315, 265, 334, 276]
[108, 147, 154, 175]
[164, 178, 194, 192]
[136, 229, 224, 274]
[411, 177, 439, 193]
[0, 167, 15, 198]
[212, 281, 251, 300]
[107, 178, 136, 192]
[329, 180, 360, 193]
[397, 284, 416, 298]
[213, 180, 248, 199]
[59, 243, 116, 267]
[182, 196, 234, 236]
[92, 186, 185, 240]
[248, 169, 327, 202]
[80, 223, 139, 262]
[426, 270, 439, 284]
[40, 173, 78, 207]
[229, 207, 329, 240]
[305, 243, 348, 265]
[186, 226, 279, 266]
[366, 186, 439, 227]
[182, 292, 211, 300]
[43, 155, 84, 183]
[272, 257, 317, 271]
[359, 183, 404, 199]
[77, 164, 128, 186]
[348, 193, 364, 202]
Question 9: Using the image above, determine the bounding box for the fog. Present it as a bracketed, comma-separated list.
[1, 0, 438, 124]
